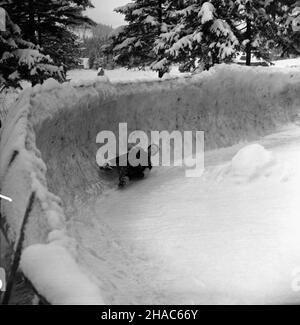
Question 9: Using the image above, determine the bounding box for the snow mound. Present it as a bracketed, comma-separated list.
[231, 144, 276, 179]
[212, 144, 292, 184]
[21, 244, 104, 305]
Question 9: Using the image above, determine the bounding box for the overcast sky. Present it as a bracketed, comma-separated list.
[85, 0, 130, 27]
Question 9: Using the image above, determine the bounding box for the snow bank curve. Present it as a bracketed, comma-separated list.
[0, 64, 300, 304]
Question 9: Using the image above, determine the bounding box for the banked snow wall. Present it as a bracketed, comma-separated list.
[0, 64, 300, 304]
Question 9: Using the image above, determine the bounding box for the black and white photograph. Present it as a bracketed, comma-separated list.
[1, 0, 300, 308]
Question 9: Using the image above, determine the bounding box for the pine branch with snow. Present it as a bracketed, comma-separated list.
[1, 0, 95, 72]
[152, 1, 239, 73]
[107, 0, 168, 75]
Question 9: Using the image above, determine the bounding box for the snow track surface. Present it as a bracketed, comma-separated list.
[69, 126, 300, 304]
[1, 64, 300, 304]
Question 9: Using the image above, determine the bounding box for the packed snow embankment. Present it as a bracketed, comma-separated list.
[34, 65, 300, 208]
[0, 64, 300, 304]
[0, 86, 104, 304]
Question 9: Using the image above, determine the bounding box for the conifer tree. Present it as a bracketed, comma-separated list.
[110, 0, 298, 74]
[152, 0, 239, 73]
[0, 6, 63, 90]
[107, 0, 168, 74]
[1, 0, 95, 70]
[279, 0, 300, 56]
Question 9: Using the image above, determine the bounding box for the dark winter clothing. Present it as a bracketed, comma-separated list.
[100, 145, 153, 188]
[116, 146, 153, 188]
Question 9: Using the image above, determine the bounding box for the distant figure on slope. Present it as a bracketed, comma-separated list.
[97, 67, 105, 77]
[101, 144, 158, 188]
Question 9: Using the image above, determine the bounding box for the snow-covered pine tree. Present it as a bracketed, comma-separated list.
[41, 29, 82, 72]
[152, 0, 239, 74]
[108, 0, 168, 76]
[108, 0, 297, 75]
[278, 0, 300, 56]
[291, 1, 300, 32]
[0, 6, 63, 90]
[229, 0, 295, 65]
[1, 0, 95, 71]
[82, 24, 114, 69]
[155, 0, 294, 70]
[151, 0, 189, 76]
[291, 1, 300, 53]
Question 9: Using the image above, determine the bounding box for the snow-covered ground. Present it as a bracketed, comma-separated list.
[273, 57, 300, 69]
[67, 124, 300, 305]
[2, 62, 300, 305]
